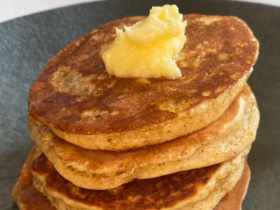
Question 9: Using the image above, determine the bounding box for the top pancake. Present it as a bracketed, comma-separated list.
[28, 14, 259, 150]
[27, 85, 259, 190]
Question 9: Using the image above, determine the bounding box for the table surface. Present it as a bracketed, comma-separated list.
[0, 0, 280, 23]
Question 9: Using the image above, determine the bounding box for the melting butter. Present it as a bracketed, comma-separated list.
[102, 5, 187, 79]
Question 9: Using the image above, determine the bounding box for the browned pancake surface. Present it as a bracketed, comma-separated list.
[32, 153, 220, 209]
[11, 147, 56, 210]
[214, 161, 250, 210]
[28, 15, 259, 139]
[31, 148, 247, 210]
[12, 147, 250, 210]
[27, 85, 259, 190]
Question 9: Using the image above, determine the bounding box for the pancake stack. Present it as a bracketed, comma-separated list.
[12, 14, 259, 210]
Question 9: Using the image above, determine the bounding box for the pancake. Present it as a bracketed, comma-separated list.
[11, 147, 56, 210]
[28, 85, 259, 190]
[28, 14, 259, 151]
[214, 161, 251, 210]
[29, 146, 249, 210]
[12, 147, 251, 210]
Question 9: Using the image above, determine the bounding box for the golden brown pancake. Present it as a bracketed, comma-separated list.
[12, 147, 251, 210]
[11, 147, 56, 210]
[28, 14, 259, 150]
[29, 146, 249, 210]
[214, 161, 251, 210]
[28, 85, 259, 190]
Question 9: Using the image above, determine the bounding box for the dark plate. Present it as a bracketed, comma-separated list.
[0, 0, 279, 209]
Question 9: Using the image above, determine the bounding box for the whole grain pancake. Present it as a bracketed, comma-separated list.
[214, 161, 251, 210]
[31, 146, 249, 210]
[28, 14, 259, 150]
[12, 147, 251, 210]
[11, 147, 56, 210]
[28, 85, 259, 190]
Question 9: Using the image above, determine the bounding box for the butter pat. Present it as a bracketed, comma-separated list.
[102, 5, 187, 79]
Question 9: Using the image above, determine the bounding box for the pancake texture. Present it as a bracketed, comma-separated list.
[12, 147, 251, 210]
[214, 161, 251, 210]
[28, 85, 259, 190]
[11, 147, 56, 210]
[28, 14, 259, 150]
[30, 146, 249, 210]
